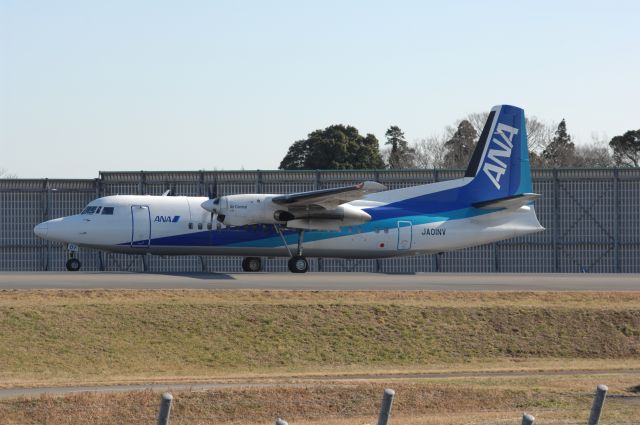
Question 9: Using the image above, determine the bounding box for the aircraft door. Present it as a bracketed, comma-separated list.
[131, 205, 151, 247]
[397, 220, 412, 250]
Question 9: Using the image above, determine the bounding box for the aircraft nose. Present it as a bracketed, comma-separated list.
[34, 222, 49, 238]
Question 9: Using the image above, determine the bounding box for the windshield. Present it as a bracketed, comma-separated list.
[81, 206, 98, 214]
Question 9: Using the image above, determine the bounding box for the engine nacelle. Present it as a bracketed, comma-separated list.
[202, 194, 282, 226]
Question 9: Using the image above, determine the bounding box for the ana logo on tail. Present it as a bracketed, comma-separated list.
[482, 123, 519, 190]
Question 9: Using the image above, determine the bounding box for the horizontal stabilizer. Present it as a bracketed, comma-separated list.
[472, 193, 541, 210]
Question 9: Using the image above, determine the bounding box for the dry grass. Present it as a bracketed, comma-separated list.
[1, 289, 640, 423]
[1, 376, 639, 424]
[1, 289, 640, 309]
[1, 290, 640, 387]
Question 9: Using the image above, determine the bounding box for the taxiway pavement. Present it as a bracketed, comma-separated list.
[0, 272, 638, 290]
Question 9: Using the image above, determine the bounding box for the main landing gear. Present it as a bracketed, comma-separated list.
[288, 255, 308, 273]
[241, 257, 262, 272]
[65, 244, 81, 271]
[273, 226, 309, 273]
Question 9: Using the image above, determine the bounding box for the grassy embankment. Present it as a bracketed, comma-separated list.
[0, 290, 639, 385]
[0, 289, 639, 424]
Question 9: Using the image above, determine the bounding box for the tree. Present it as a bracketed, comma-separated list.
[542, 119, 576, 167]
[278, 140, 309, 170]
[573, 141, 615, 168]
[464, 112, 555, 155]
[443, 120, 477, 168]
[412, 134, 448, 169]
[384, 125, 415, 168]
[279, 125, 385, 170]
[0, 168, 16, 178]
[609, 129, 640, 167]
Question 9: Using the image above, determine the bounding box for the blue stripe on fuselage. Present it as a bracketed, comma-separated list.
[127, 205, 498, 248]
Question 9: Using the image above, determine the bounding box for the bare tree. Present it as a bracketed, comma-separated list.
[572, 135, 614, 168]
[0, 168, 17, 179]
[462, 112, 555, 156]
[412, 134, 448, 169]
[526, 116, 556, 155]
[573, 144, 614, 168]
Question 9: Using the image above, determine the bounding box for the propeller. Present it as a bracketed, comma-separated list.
[202, 180, 224, 229]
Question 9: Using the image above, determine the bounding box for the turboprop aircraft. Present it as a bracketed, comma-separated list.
[34, 105, 544, 273]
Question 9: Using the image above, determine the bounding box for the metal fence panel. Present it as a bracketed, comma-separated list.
[1, 168, 639, 272]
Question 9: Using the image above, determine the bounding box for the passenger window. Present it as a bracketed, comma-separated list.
[197, 223, 203, 230]
[188, 223, 194, 229]
[207, 222, 213, 230]
[384, 228, 389, 234]
[101, 207, 114, 215]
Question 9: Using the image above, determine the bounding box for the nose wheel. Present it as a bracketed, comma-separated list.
[66, 258, 81, 271]
[65, 244, 82, 271]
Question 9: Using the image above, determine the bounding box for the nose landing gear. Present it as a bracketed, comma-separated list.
[65, 244, 82, 271]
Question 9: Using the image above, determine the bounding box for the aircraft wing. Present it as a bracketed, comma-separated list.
[272, 181, 386, 209]
[472, 193, 541, 210]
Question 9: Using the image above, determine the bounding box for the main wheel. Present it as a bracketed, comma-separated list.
[66, 258, 81, 271]
[241, 257, 262, 272]
[288, 255, 308, 273]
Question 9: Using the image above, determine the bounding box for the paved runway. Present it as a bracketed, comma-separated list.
[0, 272, 638, 290]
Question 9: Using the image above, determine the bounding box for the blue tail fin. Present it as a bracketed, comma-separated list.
[466, 105, 532, 200]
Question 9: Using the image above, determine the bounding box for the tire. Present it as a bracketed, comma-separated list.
[242, 257, 262, 272]
[66, 258, 81, 271]
[288, 256, 308, 273]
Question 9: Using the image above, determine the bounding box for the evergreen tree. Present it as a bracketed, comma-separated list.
[278, 140, 309, 170]
[443, 120, 477, 168]
[385, 125, 415, 168]
[542, 119, 576, 167]
[279, 125, 385, 170]
[609, 129, 640, 167]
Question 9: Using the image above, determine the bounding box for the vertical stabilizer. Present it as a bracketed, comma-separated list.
[466, 105, 533, 201]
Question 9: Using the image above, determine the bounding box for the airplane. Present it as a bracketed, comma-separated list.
[33, 105, 544, 273]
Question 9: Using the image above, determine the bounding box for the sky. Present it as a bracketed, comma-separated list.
[1, 0, 638, 178]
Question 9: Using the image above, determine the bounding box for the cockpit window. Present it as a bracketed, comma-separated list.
[81, 206, 98, 214]
[101, 207, 115, 215]
[95, 206, 102, 214]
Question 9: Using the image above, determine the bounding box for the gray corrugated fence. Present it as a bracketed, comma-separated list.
[1, 168, 638, 273]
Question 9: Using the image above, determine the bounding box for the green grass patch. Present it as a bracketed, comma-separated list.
[0, 290, 639, 384]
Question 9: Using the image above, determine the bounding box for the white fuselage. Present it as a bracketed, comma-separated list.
[34, 193, 543, 259]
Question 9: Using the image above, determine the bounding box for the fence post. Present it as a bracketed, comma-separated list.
[377, 388, 395, 425]
[521, 413, 535, 425]
[275, 418, 288, 425]
[157, 392, 173, 425]
[613, 169, 621, 272]
[553, 168, 560, 272]
[588, 384, 608, 425]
